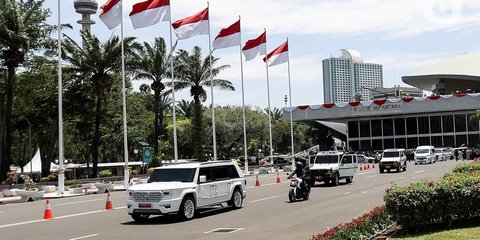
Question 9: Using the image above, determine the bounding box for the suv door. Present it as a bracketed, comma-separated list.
[198, 167, 216, 207]
[212, 166, 232, 202]
[339, 155, 355, 177]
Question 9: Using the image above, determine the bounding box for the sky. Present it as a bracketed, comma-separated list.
[44, 0, 480, 109]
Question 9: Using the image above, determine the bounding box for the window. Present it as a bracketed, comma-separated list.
[444, 136, 454, 147]
[229, 165, 240, 178]
[442, 115, 454, 133]
[430, 116, 442, 133]
[419, 137, 430, 146]
[456, 135, 467, 147]
[467, 114, 479, 131]
[395, 138, 406, 149]
[199, 167, 214, 182]
[407, 137, 418, 149]
[455, 115, 467, 132]
[383, 119, 394, 136]
[418, 117, 430, 134]
[383, 152, 399, 158]
[394, 118, 406, 136]
[360, 140, 371, 150]
[431, 136, 442, 147]
[315, 155, 340, 164]
[341, 155, 353, 164]
[384, 138, 394, 149]
[468, 134, 480, 147]
[148, 168, 196, 183]
[360, 121, 370, 137]
[372, 139, 383, 151]
[213, 166, 230, 181]
[349, 141, 359, 151]
[406, 117, 417, 134]
[371, 120, 382, 137]
[348, 121, 359, 138]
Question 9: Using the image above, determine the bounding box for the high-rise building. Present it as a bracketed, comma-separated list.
[323, 49, 383, 103]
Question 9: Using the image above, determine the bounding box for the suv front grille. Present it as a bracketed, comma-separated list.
[311, 169, 331, 176]
[132, 191, 162, 202]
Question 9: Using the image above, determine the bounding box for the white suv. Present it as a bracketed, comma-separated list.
[127, 161, 246, 222]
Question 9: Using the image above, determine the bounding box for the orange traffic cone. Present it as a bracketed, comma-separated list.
[367, 164, 370, 169]
[276, 172, 281, 183]
[255, 175, 261, 187]
[360, 165, 363, 171]
[372, 163, 375, 169]
[105, 191, 113, 210]
[43, 199, 54, 220]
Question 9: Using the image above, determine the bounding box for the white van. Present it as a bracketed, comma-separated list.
[414, 146, 435, 164]
[309, 151, 358, 186]
[379, 149, 407, 173]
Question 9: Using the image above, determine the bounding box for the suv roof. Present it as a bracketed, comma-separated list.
[383, 148, 405, 152]
[157, 160, 236, 169]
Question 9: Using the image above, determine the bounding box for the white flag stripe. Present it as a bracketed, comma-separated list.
[243, 43, 266, 61]
[130, 6, 170, 29]
[268, 51, 289, 66]
[174, 20, 209, 40]
[213, 32, 241, 50]
[99, 1, 122, 30]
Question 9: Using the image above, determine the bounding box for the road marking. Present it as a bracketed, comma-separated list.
[360, 191, 367, 194]
[399, 177, 405, 180]
[343, 192, 351, 195]
[204, 228, 244, 234]
[249, 196, 278, 203]
[0, 219, 45, 229]
[56, 199, 103, 206]
[357, 172, 372, 175]
[246, 186, 255, 189]
[414, 170, 426, 174]
[0, 211, 4, 214]
[68, 234, 99, 240]
[365, 175, 377, 179]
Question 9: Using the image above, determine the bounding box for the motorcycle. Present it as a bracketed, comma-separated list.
[288, 177, 310, 202]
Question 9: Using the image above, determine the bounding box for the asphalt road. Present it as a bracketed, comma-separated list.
[0, 160, 464, 240]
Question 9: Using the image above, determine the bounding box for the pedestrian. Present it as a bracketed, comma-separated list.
[454, 149, 459, 161]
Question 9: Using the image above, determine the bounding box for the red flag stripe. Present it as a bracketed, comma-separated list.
[264, 41, 288, 60]
[242, 32, 266, 51]
[215, 20, 240, 40]
[100, 0, 120, 15]
[130, 0, 170, 16]
[172, 8, 208, 29]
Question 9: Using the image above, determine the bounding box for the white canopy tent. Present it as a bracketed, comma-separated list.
[16, 148, 59, 174]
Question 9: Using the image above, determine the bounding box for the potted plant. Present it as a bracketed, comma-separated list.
[16, 175, 40, 201]
[1, 172, 19, 197]
[65, 180, 85, 194]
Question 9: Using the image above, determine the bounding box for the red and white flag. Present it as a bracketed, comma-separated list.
[242, 31, 266, 61]
[130, 0, 170, 29]
[172, 8, 209, 40]
[212, 20, 241, 50]
[99, 0, 122, 30]
[264, 41, 289, 66]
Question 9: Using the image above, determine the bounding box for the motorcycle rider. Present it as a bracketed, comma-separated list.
[287, 157, 311, 194]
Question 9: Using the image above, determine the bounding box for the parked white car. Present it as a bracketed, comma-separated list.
[127, 161, 246, 222]
[415, 146, 436, 164]
[434, 148, 447, 162]
[379, 148, 407, 173]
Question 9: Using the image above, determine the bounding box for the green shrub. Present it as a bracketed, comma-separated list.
[65, 180, 85, 188]
[147, 168, 155, 174]
[385, 162, 480, 231]
[40, 177, 50, 182]
[312, 205, 393, 240]
[98, 170, 113, 177]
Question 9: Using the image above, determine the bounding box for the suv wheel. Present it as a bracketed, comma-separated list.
[346, 176, 353, 184]
[179, 196, 195, 220]
[229, 188, 243, 209]
[332, 173, 339, 186]
[131, 213, 150, 223]
[397, 164, 401, 172]
[380, 168, 384, 173]
[403, 162, 407, 171]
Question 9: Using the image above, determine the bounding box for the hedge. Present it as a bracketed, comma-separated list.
[311, 205, 393, 240]
[384, 160, 480, 231]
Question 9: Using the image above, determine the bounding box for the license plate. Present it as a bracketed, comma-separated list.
[385, 166, 390, 169]
[315, 176, 323, 180]
[139, 203, 152, 208]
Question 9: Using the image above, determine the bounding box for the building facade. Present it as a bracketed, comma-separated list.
[323, 49, 383, 103]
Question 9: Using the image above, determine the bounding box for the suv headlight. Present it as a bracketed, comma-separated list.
[127, 191, 133, 200]
[162, 190, 172, 199]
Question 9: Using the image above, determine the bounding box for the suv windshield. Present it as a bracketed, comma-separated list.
[314, 155, 340, 164]
[148, 168, 196, 183]
[383, 152, 399, 158]
[434, 149, 443, 154]
[416, 149, 431, 154]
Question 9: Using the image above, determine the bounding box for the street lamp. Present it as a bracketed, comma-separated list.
[24, 118, 32, 179]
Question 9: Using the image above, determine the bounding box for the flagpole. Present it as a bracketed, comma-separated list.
[239, 16, 248, 175]
[207, 3, 217, 161]
[286, 38, 295, 170]
[57, 0, 65, 195]
[169, 20, 179, 163]
[120, 0, 130, 189]
[264, 29, 274, 171]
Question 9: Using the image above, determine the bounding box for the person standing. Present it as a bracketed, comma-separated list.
[454, 149, 459, 161]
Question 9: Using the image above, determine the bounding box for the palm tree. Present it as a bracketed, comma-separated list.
[176, 99, 194, 119]
[169, 46, 234, 159]
[0, 0, 54, 181]
[62, 30, 139, 177]
[132, 37, 173, 160]
[264, 107, 284, 123]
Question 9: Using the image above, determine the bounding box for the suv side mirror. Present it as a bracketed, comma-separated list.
[199, 175, 207, 183]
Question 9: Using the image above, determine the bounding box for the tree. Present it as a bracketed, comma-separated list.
[132, 37, 173, 161]
[62, 30, 139, 177]
[0, 0, 55, 181]
[176, 99, 194, 119]
[169, 46, 234, 159]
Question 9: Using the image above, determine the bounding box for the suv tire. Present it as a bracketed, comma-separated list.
[332, 173, 339, 186]
[178, 196, 195, 220]
[228, 188, 243, 209]
[403, 162, 407, 171]
[380, 168, 384, 173]
[346, 176, 353, 184]
[131, 213, 150, 223]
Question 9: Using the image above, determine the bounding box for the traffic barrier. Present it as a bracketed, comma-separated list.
[276, 172, 281, 183]
[105, 191, 113, 210]
[255, 175, 261, 187]
[43, 199, 54, 220]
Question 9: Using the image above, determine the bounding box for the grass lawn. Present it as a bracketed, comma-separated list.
[392, 226, 480, 240]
